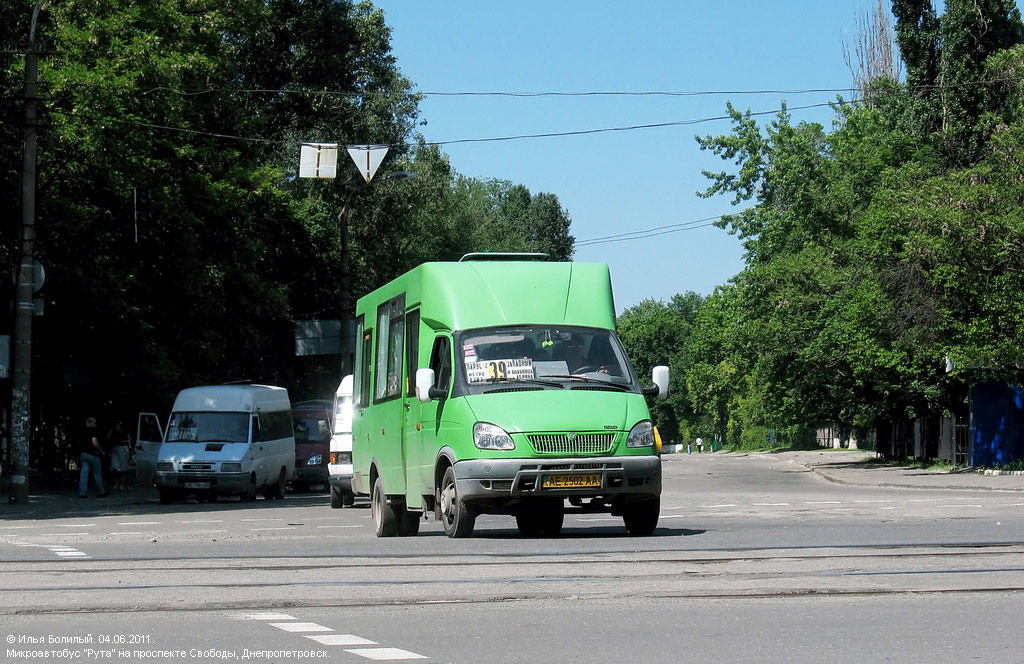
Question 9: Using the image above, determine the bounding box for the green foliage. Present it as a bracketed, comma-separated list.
[682, 0, 1024, 454]
[1, 1, 575, 470]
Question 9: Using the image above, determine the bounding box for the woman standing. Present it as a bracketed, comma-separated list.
[106, 420, 133, 490]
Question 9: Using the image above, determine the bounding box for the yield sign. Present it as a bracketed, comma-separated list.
[346, 144, 390, 183]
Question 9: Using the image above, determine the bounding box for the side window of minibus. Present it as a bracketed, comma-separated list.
[429, 337, 452, 396]
[251, 415, 260, 443]
[405, 310, 420, 398]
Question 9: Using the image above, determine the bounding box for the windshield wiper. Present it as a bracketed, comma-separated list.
[538, 375, 632, 391]
[479, 377, 565, 389]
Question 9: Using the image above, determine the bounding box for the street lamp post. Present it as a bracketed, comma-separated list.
[10, 0, 49, 504]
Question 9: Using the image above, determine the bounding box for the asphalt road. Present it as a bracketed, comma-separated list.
[3, 452, 1024, 663]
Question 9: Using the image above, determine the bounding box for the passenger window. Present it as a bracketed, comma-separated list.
[405, 310, 420, 397]
[375, 295, 406, 402]
[429, 337, 452, 396]
[354, 316, 370, 409]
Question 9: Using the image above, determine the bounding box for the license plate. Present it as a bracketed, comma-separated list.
[542, 473, 601, 489]
[184, 481, 210, 489]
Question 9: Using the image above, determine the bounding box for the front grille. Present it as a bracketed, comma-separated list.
[528, 433, 615, 455]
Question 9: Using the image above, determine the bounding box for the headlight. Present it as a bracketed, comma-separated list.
[156, 462, 173, 471]
[627, 420, 655, 448]
[220, 462, 242, 472]
[473, 422, 515, 450]
[306, 454, 323, 466]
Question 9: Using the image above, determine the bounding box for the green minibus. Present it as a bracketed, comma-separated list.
[351, 254, 669, 538]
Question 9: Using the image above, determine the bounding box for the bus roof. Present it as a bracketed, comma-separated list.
[357, 260, 616, 331]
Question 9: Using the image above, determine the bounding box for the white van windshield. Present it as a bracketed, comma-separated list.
[166, 412, 249, 443]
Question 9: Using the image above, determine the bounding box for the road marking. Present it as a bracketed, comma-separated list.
[179, 520, 224, 524]
[117, 521, 160, 525]
[242, 518, 282, 522]
[268, 622, 332, 633]
[316, 525, 362, 529]
[55, 524, 95, 528]
[803, 501, 841, 505]
[234, 612, 296, 621]
[48, 545, 89, 559]
[250, 527, 295, 531]
[111, 531, 144, 535]
[307, 634, 378, 646]
[345, 647, 428, 661]
[701, 504, 737, 508]
[753, 503, 790, 506]
[0, 526, 35, 530]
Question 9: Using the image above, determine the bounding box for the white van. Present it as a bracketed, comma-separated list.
[138, 384, 295, 504]
[328, 375, 354, 508]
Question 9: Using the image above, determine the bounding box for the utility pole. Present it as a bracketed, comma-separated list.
[298, 143, 413, 380]
[10, 0, 48, 504]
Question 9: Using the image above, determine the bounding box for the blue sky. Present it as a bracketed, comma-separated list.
[371, 1, 880, 312]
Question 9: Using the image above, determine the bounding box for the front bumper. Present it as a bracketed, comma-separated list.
[154, 471, 250, 493]
[453, 455, 661, 503]
[293, 466, 329, 484]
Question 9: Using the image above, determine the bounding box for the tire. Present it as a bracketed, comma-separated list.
[342, 490, 355, 507]
[264, 469, 286, 500]
[399, 508, 421, 536]
[371, 476, 400, 537]
[439, 466, 476, 538]
[330, 485, 344, 509]
[241, 475, 257, 502]
[515, 501, 564, 537]
[622, 497, 660, 536]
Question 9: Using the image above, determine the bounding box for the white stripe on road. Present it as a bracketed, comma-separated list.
[250, 527, 295, 531]
[268, 622, 332, 633]
[803, 501, 841, 505]
[316, 525, 362, 529]
[344, 648, 428, 661]
[179, 520, 224, 523]
[234, 612, 296, 621]
[307, 634, 378, 646]
[117, 521, 160, 525]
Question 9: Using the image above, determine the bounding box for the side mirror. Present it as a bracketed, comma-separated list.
[642, 365, 670, 400]
[415, 368, 447, 403]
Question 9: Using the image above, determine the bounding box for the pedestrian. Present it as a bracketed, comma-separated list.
[78, 416, 109, 498]
[687, 439, 692, 454]
[696, 436, 704, 454]
[106, 419, 133, 490]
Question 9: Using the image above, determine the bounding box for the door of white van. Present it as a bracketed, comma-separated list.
[135, 412, 164, 487]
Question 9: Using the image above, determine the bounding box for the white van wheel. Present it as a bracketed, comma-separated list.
[330, 485, 344, 508]
[264, 469, 286, 500]
[242, 476, 257, 502]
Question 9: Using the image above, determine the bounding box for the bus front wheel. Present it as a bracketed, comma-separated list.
[622, 497, 660, 536]
[439, 466, 476, 538]
[372, 477, 400, 537]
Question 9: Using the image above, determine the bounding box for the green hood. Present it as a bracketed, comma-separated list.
[462, 389, 649, 434]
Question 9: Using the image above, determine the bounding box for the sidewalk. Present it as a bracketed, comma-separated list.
[0, 481, 161, 519]
[751, 448, 1024, 492]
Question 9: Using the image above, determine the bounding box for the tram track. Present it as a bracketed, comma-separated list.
[3, 541, 1023, 616]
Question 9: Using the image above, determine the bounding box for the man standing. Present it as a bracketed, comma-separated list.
[79, 416, 108, 498]
[695, 436, 704, 454]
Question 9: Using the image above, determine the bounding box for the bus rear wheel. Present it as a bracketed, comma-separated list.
[622, 497, 660, 536]
[439, 466, 476, 538]
[515, 502, 564, 537]
[372, 476, 400, 537]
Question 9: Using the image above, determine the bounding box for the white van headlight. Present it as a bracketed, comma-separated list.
[156, 462, 173, 471]
[627, 420, 655, 448]
[473, 422, 515, 450]
[220, 462, 242, 473]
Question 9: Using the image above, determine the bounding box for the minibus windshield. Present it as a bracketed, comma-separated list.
[456, 326, 639, 394]
[166, 412, 249, 443]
